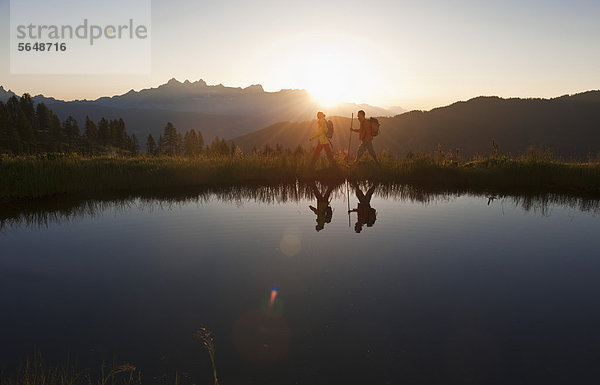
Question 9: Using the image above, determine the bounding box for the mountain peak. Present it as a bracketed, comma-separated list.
[165, 78, 182, 87]
[0, 86, 17, 101]
[244, 84, 264, 93]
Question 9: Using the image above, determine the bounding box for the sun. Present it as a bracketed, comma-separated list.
[302, 52, 356, 107]
[271, 35, 378, 108]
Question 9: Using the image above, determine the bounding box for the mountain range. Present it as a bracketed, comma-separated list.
[3, 82, 599, 159]
[233, 91, 600, 160]
[0, 80, 402, 143]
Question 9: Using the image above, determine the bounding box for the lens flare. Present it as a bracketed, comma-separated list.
[269, 286, 279, 309]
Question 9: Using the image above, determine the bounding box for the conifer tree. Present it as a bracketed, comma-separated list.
[146, 134, 157, 155]
[85, 116, 98, 146]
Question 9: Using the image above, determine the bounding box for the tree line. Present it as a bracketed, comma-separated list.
[0, 93, 240, 157]
[146, 122, 241, 157]
[0, 93, 139, 155]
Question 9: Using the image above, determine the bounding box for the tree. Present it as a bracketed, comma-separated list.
[146, 134, 157, 155]
[162, 122, 178, 156]
[48, 113, 63, 151]
[19, 94, 35, 124]
[0, 95, 141, 155]
[17, 107, 34, 151]
[130, 133, 139, 156]
[157, 134, 165, 155]
[109, 119, 120, 147]
[208, 136, 230, 156]
[197, 130, 204, 154]
[35, 103, 50, 131]
[184, 129, 199, 157]
[63, 116, 80, 148]
[111, 118, 127, 148]
[98, 118, 110, 146]
[84, 116, 98, 146]
[0, 102, 8, 151]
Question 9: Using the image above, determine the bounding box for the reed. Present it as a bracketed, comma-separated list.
[194, 327, 219, 385]
[0, 352, 140, 385]
[1, 151, 600, 201]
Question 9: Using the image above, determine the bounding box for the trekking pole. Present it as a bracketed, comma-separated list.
[346, 179, 351, 227]
[347, 113, 353, 163]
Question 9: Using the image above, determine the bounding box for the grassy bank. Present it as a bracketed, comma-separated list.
[2, 152, 600, 201]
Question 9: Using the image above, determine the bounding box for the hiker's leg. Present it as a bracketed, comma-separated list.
[366, 185, 376, 200]
[356, 189, 366, 202]
[313, 144, 324, 157]
[367, 142, 379, 163]
[310, 144, 323, 167]
[356, 143, 366, 161]
[324, 144, 336, 166]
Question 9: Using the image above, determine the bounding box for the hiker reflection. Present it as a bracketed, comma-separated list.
[309, 181, 334, 232]
[348, 182, 377, 233]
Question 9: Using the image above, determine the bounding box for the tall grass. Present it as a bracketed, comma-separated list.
[194, 328, 218, 385]
[2, 327, 219, 385]
[0, 352, 140, 385]
[1, 150, 600, 201]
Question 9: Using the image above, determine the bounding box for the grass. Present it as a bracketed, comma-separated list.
[0, 352, 140, 385]
[1, 150, 600, 201]
[1, 328, 219, 385]
[194, 328, 219, 385]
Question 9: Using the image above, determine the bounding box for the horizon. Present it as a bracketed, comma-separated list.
[1, 77, 598, 114]
[1, 0, 599, 110]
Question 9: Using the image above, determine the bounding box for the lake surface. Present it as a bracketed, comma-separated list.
[2, 182, 600, 385]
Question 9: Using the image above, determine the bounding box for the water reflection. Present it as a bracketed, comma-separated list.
[2, 182, 600, 385]
[1, 182, 599, 231]
[308, 180, 337, 232]
[348, 181, 378, 233]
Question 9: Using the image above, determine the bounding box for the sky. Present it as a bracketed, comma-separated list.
[1, 0, 599, 110]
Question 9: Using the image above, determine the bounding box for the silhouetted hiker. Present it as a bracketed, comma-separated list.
[348, 182, 377, 233]
[309, 180, 334, 232]
[309, 111, 336, 169]
[350, 110, 379, 164]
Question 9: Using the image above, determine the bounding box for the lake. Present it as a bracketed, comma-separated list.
[2, 181, 600, 385]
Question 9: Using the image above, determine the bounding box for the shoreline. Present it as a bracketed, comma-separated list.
[2, 154, 600, 202]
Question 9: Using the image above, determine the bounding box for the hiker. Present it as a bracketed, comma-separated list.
[309, 180, 334, 232]
[350, 110, 379, 164]
[309, 111, 336, 168]
[348, 182, 377, 233]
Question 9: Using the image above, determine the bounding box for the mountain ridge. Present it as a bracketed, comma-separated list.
[0, 78, 403, 143]
[232, 91, 600, 160]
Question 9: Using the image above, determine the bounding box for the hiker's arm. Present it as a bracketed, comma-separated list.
[309, 126, 324, 140]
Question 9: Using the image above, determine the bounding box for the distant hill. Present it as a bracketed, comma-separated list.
[233, 92, 600, 160]
[0, 80, 400, 144]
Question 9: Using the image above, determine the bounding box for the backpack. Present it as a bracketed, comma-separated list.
[370, 117, 380, 137]
[326, 120, 334, 139]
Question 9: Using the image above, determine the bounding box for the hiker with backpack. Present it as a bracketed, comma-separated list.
[309, 111, 336, 168]
[309, 180, 335, 232]
[348, 181, 378, 233]
[350, 110, 380, 164]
